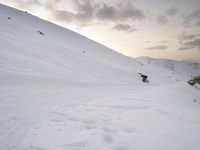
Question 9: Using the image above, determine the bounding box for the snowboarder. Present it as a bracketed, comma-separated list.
[138, 73, 148, 82]
[141, 74, 148, 82]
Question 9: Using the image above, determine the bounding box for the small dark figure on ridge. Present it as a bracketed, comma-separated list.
[138, 73, 148, 82]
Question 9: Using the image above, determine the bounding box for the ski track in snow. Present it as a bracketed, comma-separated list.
[1, 84, 200, 150]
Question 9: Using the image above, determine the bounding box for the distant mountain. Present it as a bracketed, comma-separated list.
[136, 56, 200, 83]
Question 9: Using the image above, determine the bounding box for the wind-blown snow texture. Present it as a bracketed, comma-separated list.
[0, 4, 200, 150]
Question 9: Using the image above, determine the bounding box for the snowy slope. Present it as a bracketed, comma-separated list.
[136, 56, 200, 83]
[0, 4, 200, 150]
[0, 4, 139, 86]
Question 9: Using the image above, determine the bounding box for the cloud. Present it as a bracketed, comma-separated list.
[11, 0, 41, 9]
[51, 10, 74, 23]
[178, 32, 200, 50]
[182, 34, 197, 40]
[166, 7, 178, 16]
[156, 15, 168, 25]
[9, 0, 145, 28]
[178, 38, 200, 50]
[115, 1, 145, 21]
[49, 0, 145, 27]
[44, 0, 63, 9]
[95, 3, 116, 21]
[159, 40, 168, 43]
[111, 23, 136, 32]
[95, 1, 145, 22]
[180, 34, 197, 42]
[183, 9, 200, 27]
[178, 32, 199, 43]
[49, 0, 94, 26]
[144, 45, 168, 50]
[73, 0, 94, 23]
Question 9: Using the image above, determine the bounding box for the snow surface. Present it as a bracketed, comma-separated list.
[0, 3, 200, 150]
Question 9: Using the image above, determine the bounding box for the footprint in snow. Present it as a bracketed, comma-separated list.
[82, 119, 98, 129]
[63, 141, 90, 150]
[115, 144, 129, 150]
[102, 126, 118, 133]
[25, 145, 45, 150]
[82, 119, 97, 124]
[103, 134, 114, 144]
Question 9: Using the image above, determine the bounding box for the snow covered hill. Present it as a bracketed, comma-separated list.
[0, 4, 141, 86]
[0, 3, 200, 150]
[136, 56, 200, 83]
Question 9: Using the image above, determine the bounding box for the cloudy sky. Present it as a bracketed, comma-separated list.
[1, 0, 200, 60]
